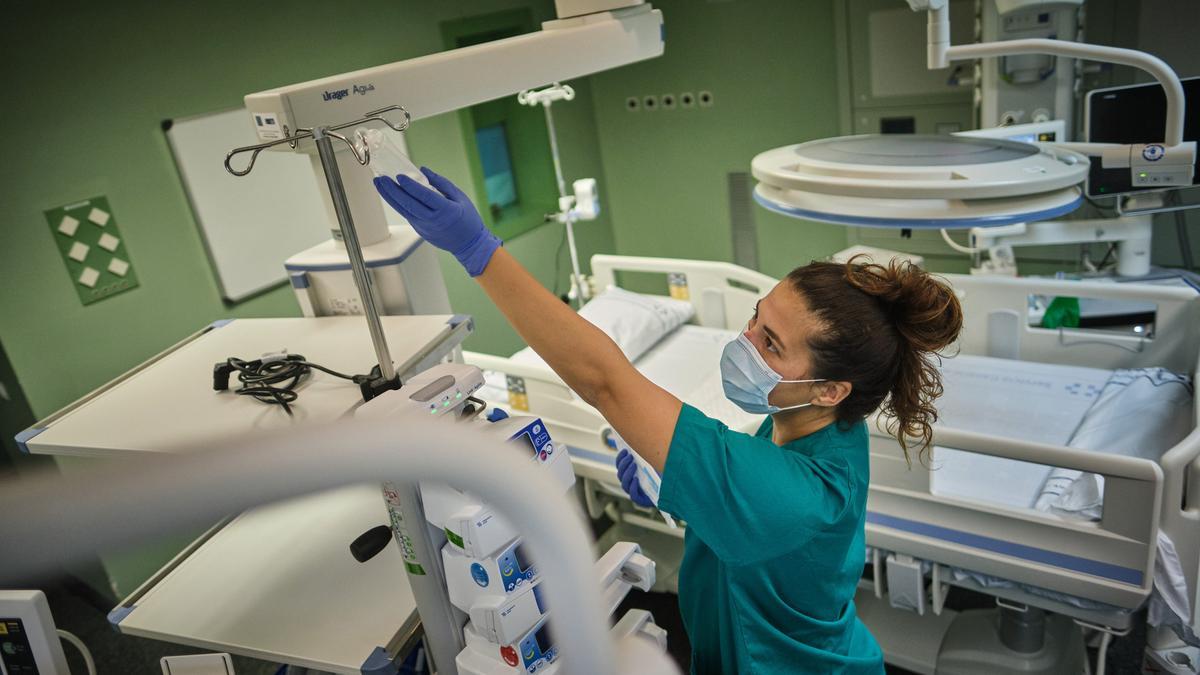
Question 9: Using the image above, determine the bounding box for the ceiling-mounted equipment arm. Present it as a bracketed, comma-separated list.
[242, 5, 663, 151]
[915, 1, 1186, 148]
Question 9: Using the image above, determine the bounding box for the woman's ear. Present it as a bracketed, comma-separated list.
[813, 381, 852, 408]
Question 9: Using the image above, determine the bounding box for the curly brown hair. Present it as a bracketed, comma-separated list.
[786, 256, 963, 464]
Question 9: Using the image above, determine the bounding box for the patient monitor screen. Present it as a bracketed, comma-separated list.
[1086, 76, 1199, 197]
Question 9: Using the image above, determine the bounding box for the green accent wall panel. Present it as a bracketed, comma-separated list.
[45, 196, 140, 305]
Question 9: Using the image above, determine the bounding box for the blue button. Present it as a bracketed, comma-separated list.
[470, 563, 490, 588]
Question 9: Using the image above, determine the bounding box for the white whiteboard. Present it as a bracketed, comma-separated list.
[166, 108, 331, 302]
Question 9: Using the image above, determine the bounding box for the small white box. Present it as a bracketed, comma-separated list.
[108, 258, 130, 277]
[58, 215, 80, 237]
[78, 267, 100, 288]
[98, 233, 120, 252]
[88, 207, 111, 226]
[68, 242, 90, 262]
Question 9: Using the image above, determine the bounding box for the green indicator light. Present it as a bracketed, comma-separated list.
[1139, 172, 1148, 178]
[443, 401, 450, 407]
[456, 392, 463, 399]
[430, 409, 437, 415]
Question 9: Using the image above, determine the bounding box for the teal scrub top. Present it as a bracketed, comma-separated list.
[658, 404, 883, 675]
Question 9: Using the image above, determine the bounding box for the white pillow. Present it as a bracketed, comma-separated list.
[510, 286, 695, 366]
[577, 286, 695, 362]
[1035, 368, 1194, 520]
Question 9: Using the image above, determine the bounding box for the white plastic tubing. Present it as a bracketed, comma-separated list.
[0, 419, 616, 675]
[927, 5, 1187, 147]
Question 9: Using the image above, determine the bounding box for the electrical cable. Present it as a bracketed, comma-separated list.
[213, 353, 372, 416]
[1083, 194, 1119, 215]
[1095, 242, 1118, 271]
[940, 228, 986, 254]
[57, 629, 96, 675]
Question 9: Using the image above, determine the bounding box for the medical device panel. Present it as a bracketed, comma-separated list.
[0, 591, 69, 675]
[1086, 76, 1200, 197]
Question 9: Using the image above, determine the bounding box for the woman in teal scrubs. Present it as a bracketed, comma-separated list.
[375, 168, 963, 674]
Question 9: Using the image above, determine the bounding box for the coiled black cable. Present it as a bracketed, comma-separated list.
[214, 353, 370, 416]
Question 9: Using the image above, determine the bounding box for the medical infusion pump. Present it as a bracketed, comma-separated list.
[358, 364, 664, 674]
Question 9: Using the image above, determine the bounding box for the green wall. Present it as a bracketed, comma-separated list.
[409, 77, 617, 359]
[588, 0, 849, 279]
[0, 0, 613, 595]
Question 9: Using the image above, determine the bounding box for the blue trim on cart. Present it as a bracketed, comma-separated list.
[107, 605, 136, 626]
[209, 319, 235, 329]
[360, 645, 400, 674]
[866, 511, 1143, 586]
[567, 445, 616, 467]
[14, 428, 44, 455]
[753, 191, 1084, 230]
[289, 272, 310, 289]
[284, 240, 424, 273]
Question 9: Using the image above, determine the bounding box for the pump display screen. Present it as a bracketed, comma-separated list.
[512, 544, 534, 574]
[534, 622, 555, 653]
[1086, 77, 1198, 196]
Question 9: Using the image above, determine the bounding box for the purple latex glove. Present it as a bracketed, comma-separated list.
[616, 449, 655, 509]
[373, 167, 501, 277]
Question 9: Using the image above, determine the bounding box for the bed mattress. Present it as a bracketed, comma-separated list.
[929, 355, 1112, 510]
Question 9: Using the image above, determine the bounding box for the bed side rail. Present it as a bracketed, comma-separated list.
[867, 422, 1162, 610]
[590, 254, 778, 330]
[462, 350, 609, 452]
[946, 273, 1200, 373]
[1157, 345, 1200, 624]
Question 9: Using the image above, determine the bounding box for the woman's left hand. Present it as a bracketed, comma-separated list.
[616, 449, 655, 508]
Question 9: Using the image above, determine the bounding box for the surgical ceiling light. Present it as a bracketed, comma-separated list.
[753, 135, 1089, 229]
[752, 0, 1196, 229]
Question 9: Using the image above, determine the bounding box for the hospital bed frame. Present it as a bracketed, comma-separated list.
[464, 254, 776, 482]
[465, 255, 1200, 631]
[866, 274, 1200, 627]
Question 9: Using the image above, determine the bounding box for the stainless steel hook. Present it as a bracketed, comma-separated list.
[361, 105, 412, 132]
[325, 129, 370, 166]
[224, 105, 411, 176]
[225, 131, 315, 176]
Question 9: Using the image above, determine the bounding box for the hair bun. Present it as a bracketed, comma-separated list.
[843, 256, 962, 353]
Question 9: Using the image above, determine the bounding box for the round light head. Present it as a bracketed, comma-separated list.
[752, 134, 1089, 228]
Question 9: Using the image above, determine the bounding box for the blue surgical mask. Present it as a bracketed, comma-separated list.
[720, 332, 826, 415]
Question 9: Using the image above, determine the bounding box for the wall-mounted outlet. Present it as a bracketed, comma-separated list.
[642, 95, 659, 111]
[661, 93, 676, 110]
[679, 92, 695, 108]
[626, 96, 640, 111]
[698, 90, 714, 108]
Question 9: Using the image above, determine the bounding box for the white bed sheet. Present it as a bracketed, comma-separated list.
[929, 355, 1112, 510]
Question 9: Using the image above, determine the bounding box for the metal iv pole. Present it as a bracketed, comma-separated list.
[520, 83, 591, 308]
[224, 107, 469, 674]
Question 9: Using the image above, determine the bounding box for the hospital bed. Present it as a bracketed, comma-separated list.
[465, 254, 774, 483]
[464, 255, 1200, 643]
